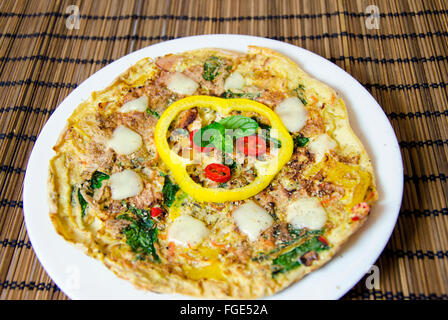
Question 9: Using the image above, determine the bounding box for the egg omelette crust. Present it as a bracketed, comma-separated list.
[48, 46, 377, 299]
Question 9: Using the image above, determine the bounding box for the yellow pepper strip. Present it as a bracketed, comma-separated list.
[155, 96, 293, 203]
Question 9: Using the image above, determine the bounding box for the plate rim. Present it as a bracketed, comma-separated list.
[23, 34, 404, 300]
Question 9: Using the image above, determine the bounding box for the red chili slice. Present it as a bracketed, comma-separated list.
[318, 235, 329, 246]
[150, 207, 164, 218]
[204, 163, 231, 183]
[236, 135, 267, 157]
[190, 129, 215, 152]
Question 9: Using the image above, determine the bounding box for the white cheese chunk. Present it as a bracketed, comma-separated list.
[168, 215, 209, 247]
[275, 97, 308, 132]
[109, 169, 143, 200]
[224, 72, 245, 90]
[107, 125, 142, 155]
[286, 197, 327, 230]
[307, 134, 337, 163]
[233, 200, 274, 242]
[120, 96, 148, 113]
[167, 72, 199, 95]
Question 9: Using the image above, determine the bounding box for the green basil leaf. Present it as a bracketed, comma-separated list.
[193, 122, 225, 149]
[218, 115, 259, 139]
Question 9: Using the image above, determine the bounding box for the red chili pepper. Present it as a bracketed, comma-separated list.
[236, 135, 267, 157]
[150, 207, 164, 218]
[204, 163, 231, 183]
[190, 129, 215, 152]
[318, 236, 329, 246]
[351, 216, 361, 221]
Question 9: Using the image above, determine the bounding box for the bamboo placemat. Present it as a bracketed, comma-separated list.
[0, 0, 447, 300]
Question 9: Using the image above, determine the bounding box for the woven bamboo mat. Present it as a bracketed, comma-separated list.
[0, 0, 447, 300]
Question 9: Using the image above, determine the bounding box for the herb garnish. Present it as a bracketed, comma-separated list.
[218, 115, 259, 139]
[146, 108, 161, 118]
[89, 171, 110, 189]
[293, 84, 307, 105]
[203, 56, 222, 81]
[221, 90, 260, 99]
[192, 115, 259, 153]
[294, 134, 309, 148]
[116, 205, 160, 262]
[162, 175, 180, 207]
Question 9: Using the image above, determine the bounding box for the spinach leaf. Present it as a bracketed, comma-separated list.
[77, 188, 88, 218]
[272, 235, 329, 276]
[162, 176, 180, 208]
[146, 108, 160, 118]
[89, 171, 110, 189]
[294, 134, 309, 148]
[253, 227, 323, 262]
[221, 90, 260, 99]
[203, 56, 222, 81]
[117, 206, 160, 262]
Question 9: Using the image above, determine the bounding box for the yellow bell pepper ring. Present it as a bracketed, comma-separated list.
[154, 95, 293, 203]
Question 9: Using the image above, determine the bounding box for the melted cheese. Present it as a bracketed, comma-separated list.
[167, 72, 199, 95]
[168, 215, 209, 247]
[107, 125, 142, 155]
[120, 96, 148, 113]
[275, 97, 308, 132]
[286, 197, 327, 230]
[308, 134, 337, 163]
[109, 169, 143, 200]
[233, 200, 273, 242]
[224, 72, 245, 90]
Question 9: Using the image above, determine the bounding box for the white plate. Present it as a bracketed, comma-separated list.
[23, 34, 403, 300]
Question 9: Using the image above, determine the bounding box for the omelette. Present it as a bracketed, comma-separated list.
[48, 46, 378, 299]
